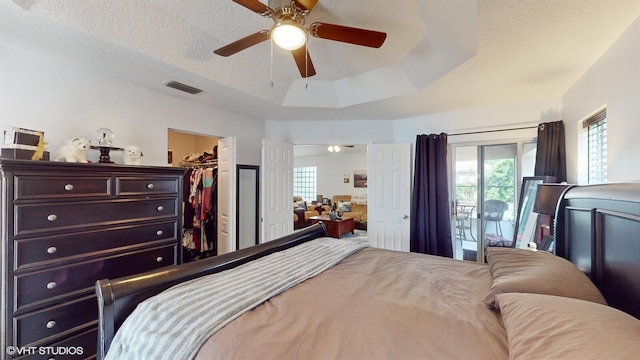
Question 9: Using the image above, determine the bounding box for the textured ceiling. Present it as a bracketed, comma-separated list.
[1, 0, 639, 121]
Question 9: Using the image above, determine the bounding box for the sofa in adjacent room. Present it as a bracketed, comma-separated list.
[331, 194, 367, 230]
[293, 194, 368, 230]
[293, 196, 322, 229]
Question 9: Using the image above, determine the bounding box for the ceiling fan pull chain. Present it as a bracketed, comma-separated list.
[269, 39, 274, 88]
[305, 41, 309, 89]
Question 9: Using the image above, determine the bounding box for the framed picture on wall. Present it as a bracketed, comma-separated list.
[344, 174, 350, 183]
[354, 169, 367, 188]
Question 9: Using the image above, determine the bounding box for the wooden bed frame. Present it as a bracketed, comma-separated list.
[95, 224, 327, 359]
[554, 181, 640, 319]
[96, 182, 640, 359]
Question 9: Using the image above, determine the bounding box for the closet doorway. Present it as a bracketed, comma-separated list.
[168, 129, 240, 258]
[168, 129, 219, 261]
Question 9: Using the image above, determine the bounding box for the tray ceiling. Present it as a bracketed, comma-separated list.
[1, 0, 638, 121]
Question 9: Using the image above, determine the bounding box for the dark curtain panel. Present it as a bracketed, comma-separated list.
[410, 133, 453, 257]
[534, 121, 567, 182]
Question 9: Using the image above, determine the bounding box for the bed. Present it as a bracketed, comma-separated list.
[96, 182, 640, 360]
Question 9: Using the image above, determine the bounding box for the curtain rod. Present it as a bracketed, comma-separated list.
[448, 125, 538, 137]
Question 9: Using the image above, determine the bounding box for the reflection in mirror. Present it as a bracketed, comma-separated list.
[512, 176, 555, 249]
[237, 165, 259, 250]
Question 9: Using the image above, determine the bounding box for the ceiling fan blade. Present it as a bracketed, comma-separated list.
[213, 30, 271, 57]
[291, 47, 316, 78]
[232, 0, 271, 14]
[293, 0, 319, 12]
[310, 22, 387, 48]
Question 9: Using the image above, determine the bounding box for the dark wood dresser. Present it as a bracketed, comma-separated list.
[0, 160, 184, 359]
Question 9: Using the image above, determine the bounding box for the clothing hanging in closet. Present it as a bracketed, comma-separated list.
[182, 163, 218, 261]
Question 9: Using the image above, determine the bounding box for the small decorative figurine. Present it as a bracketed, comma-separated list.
[123, 145, 144, 165]
[53, 137, 91, 163]
[96, 128, 114, 146]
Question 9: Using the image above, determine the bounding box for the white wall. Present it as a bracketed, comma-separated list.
[265, 119, 394, 145]
[563, 18, 640, 184]
[0, 46, 264, 166]
[294, 151, 368, 202]
[393, 97, 563, 145]
[266, 97, 562, 158]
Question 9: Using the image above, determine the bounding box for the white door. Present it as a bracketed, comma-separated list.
[217, 136, 237, 255]
[261, 139, 294, 243]
[367, 143, 412, 251]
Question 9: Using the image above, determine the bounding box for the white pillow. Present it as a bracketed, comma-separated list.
[351, 193, 367, 205]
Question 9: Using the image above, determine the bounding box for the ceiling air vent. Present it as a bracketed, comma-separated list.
[165, 81, 202, 95]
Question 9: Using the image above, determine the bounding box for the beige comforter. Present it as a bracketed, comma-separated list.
[196, 247, 508, 359]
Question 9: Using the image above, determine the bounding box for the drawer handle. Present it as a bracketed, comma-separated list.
[47, 214, 57, 222]
[46, 281, 56, 289]
[64, 184, 74, 191]
[156, 256, 163, 262]
[156, 205, 164, 212]
[46, 320, 56, 329]
[47, 246, 57, 254]
[147, 183, 155, 189]
[156, 230, 164, 236]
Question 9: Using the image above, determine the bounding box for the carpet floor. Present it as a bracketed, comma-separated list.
[338, 229, 368, 244]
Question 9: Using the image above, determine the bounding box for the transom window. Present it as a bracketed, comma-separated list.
[293, 166, 317, 202]
[584, 108, 607, 184]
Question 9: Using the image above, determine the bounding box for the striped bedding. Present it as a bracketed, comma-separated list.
[104, 237, 367, 360]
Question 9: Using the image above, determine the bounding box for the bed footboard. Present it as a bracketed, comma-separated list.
[95, 224, 326, 360]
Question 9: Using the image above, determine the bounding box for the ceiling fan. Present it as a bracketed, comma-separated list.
[213, 0, 387, 78]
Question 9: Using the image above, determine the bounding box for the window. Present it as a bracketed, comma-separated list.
[293, 166, 317, 202]
[584, 109, 607, 184]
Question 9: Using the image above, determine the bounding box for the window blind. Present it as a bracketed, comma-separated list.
[583, 108, 606, 128]
[585, 109, 607, 184]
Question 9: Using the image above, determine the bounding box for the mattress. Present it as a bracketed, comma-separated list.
[195, 246, 508, 359]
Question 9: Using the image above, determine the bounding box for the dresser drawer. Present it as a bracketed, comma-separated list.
[19, 327, 97, 360]
[15, 221, 178, 270]
[116, 176, 180, 196]
[15, 198, 179, 236]
[14, 175, 112, 200]
[15, 244, 177, 311]
[14, 295, 97, 348]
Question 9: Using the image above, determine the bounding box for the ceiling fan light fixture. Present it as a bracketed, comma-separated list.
[271, 20, 307, 50]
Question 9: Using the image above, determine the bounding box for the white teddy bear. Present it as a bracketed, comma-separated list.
[123, 145, 143, 165]
[53, 137, 91, 163]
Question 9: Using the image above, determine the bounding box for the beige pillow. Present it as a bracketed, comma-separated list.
[496, 293, 640, 360]
[483, 247, 606, 308]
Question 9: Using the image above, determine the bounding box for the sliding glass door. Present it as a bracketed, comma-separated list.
[452, 142, 536, 261]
